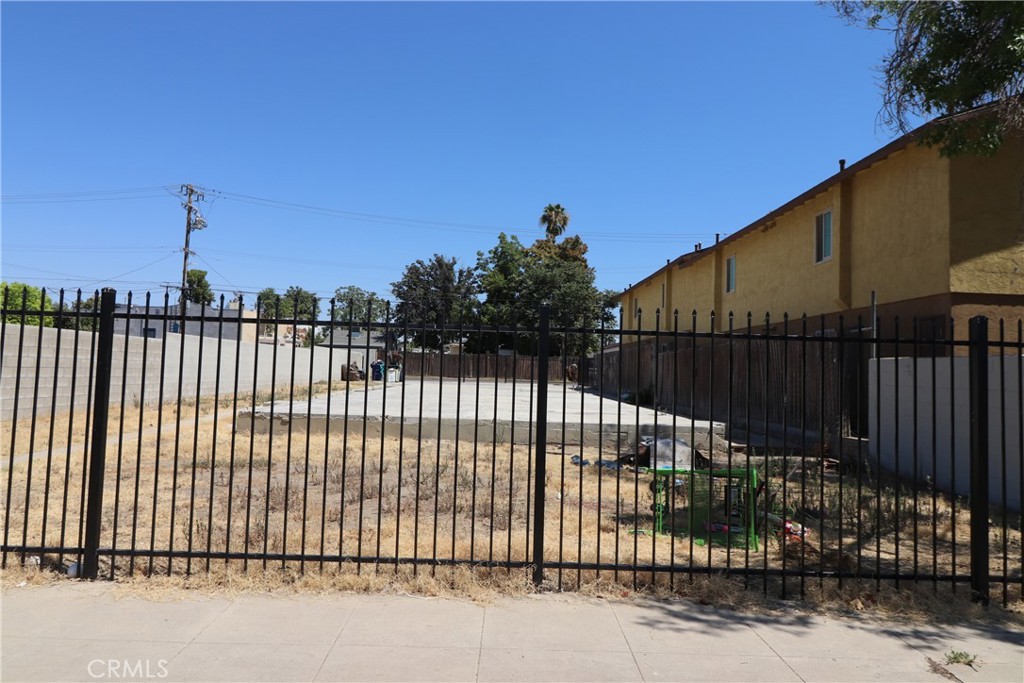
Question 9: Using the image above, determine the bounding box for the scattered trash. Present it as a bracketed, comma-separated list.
[781, 519, 809, 541]
[569, 455, 622, 470]
[66, 562, 80, 578]
[704, 521, 746, 534]
[629, 437, 709, 471]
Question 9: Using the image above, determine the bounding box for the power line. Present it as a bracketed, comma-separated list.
[79, 251, 180, 290]
[191, 251, 239, 293]
[4, 244, 179, 253]
[0, 186, 174, 205]
[0, 185, 170, 200]
[5, 183, 710, 243]
[209, 189, 704, 242]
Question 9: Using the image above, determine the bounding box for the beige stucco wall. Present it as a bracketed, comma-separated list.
[948, 134, 1024, 296]
[715, 186, 843, 324]
[670, 253, 717, 331]
[617, 138, 1023, 334]
[848, 145, 951, 308]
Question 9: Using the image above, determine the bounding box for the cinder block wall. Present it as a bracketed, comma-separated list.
[1, 324, 338, 420]
[869, 355, 1023, 512]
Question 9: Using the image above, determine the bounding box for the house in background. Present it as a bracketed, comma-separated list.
[617, 109, 1023, 341]
[315, 326, 390, 371]
[115, 300, 257, 344]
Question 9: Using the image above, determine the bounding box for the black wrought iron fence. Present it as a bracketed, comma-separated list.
[1, 287, 1021, 606]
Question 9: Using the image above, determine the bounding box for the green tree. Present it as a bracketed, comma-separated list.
[184, 269, 214, 306]
[58, 291, 100, 331]
[539, 203, 570, 241]
[254, 285, 320, 338]
[476, 233, 532, 325]
[1, 281, 55, 327]
[332, 285, 389, 323]
[831, 1, 1024, 156]
[473, 210, 616, 356]
[255, 287, 278, 313]
[255, 287, 280, 336]
[391, 254, 478, 349]
[282, 286, 320, 322]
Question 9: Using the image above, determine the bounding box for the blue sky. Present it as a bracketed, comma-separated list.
[1, 1, 902, 312]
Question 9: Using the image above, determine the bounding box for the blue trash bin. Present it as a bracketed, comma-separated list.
[371, 360, 384, 381]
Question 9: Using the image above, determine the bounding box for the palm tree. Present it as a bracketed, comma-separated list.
[539, 203, 570, 241]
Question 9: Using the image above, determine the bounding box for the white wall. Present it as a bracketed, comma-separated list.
[869, 355, 1023, 511]
[1, 324, 340, 420]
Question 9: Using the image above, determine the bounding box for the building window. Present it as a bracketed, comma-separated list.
[144, 327, 157, 338]
[660, 283, 665, 309]
[725, 256, 736, 293]
[815, 210, 833, 263]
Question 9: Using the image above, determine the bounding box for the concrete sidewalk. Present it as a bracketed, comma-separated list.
[2, 584, 1021, 682]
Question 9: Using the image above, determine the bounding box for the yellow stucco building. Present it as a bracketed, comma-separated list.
[618, 119, 1023, 340]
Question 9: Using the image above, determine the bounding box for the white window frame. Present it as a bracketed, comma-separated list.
[725, 256, 736, 294]
[815, 210, 833, 264]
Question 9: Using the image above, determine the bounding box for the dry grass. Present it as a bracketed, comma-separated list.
[2, 390, 1021, 625]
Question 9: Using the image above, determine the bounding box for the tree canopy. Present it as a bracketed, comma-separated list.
[832, 1, 1024, 156]
[184, 269, 214, 306]
[332, 285, 389, 323]
[255, 286, 320, 321]
[474, 209, 617, 356]
[391, 254, 478, 349]
[1, 281, 55, 327]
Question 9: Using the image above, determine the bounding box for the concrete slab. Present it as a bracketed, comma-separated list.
[239, 379, 724, 449]
[1, 582, 115, 639]
[167, 641, 330, 682]
[745, 614, 923, 660]
[13, 591, 230, 644]
[632, 652, 801, 682]
[611, 600, 777, 656]
[782, 656, 946, 682]
[195, 594, 354, 645]
[481, 597, 627, 652]
[889, 622, 1024, 683]
[317, 645, 480, 682]
[2, 636, 187, 683]
[477, 648, 643, 682]
[337, 595, 484, 649]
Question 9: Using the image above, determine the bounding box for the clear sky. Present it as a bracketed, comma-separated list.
[1, 1, 904, 312]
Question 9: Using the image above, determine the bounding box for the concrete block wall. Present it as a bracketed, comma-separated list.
[1, 324, 339, 421]
[869, 355, 1023, 511]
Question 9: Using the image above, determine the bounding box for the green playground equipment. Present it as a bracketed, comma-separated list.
[648, 467, 760, 551]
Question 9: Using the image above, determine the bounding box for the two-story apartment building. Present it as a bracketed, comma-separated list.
[618, 112, 1023, 340]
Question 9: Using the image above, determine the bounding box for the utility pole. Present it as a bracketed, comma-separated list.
[179, 184, 207, 319]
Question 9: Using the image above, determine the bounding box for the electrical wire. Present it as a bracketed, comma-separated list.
[4, 244, 179, 253]
[79, 250, 181, 290]
[0, 186, 170, 200]
[190, 252, 240, 293]
[6, 184, 707, 243]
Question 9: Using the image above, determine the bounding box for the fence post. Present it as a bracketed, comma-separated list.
[82, 288, 116, 580]
[968, 315, 990, 604]
[532, 304, 550, 585]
